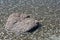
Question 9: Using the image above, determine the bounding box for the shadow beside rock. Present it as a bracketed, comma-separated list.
[26, 22, 42, 33]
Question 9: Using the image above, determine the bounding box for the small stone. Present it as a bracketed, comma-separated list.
[5, 13, 39, 35]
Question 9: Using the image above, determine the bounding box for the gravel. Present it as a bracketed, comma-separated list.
[0, 0, 60, 40]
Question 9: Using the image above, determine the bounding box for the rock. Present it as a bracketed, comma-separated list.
[5, 13, 39, 35]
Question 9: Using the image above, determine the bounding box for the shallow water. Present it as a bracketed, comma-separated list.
[0, 0, 60, 40]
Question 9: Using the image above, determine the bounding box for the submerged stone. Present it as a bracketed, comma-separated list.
[5, 13, 39, 35]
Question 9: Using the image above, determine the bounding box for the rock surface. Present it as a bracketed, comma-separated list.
[5, 13, 39, 35]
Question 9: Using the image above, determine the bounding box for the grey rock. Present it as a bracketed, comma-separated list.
[5, 13, 39, 35]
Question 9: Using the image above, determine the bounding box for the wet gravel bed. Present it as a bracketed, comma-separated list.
[0, 0, 60, 40]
